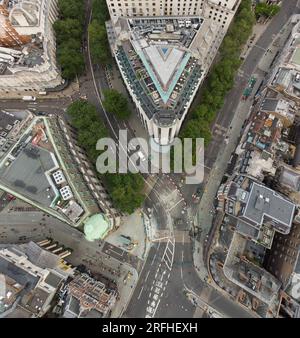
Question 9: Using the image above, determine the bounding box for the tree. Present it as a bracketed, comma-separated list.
[57, 0, 85, 23]
[53, 0, 85, 80]
[88, 20, 111, 64]
[105, 173, 145, 214]
[179, 0, 255, 154]
[103, 89, 131, 120]
[53, 19, 83, 44]
[92, 0, 110, 24]
[57, 46, 84, 79]
[255, 3, 280, 19]
[67, 100, 145, 214]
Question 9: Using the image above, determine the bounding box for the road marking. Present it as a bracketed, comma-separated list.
[152, 299, 161, 318]
[254, 44, 266, 52]
[151, 251, 158, 265]
[137, 286, 144, 300]
[167, 197, 184, 212]
[145, 270, 150, 282]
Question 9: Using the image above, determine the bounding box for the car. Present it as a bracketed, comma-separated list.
[36, 111, 47, 116]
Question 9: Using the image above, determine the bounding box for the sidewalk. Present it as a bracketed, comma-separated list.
[105, 209, 146, 260]
[0, 79, 80, 100]
[193, 73, 264, 275]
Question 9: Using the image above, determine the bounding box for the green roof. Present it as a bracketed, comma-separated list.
[84, 214, 111, 241]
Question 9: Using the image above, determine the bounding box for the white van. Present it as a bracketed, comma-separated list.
[137, 151, 146, 161]
[22, 96, 36, 101]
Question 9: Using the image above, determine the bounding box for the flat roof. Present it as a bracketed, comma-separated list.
[260, 98, 279, 112]
[137, 45, 190, 103]
[44, 272, 63, 288]
[0, 144, 58, 207]
[0, 256, 39, 292]
[292, 47, 300, 66]
[243, 182, 295, 229]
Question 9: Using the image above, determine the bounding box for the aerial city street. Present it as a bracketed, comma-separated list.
[1, 0, 300, 323]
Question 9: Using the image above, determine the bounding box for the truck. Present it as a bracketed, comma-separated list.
[22, 96, 36, 101]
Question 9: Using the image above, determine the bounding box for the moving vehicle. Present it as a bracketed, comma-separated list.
[22, 96, 36, 101]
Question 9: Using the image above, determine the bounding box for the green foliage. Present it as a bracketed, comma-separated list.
[92, 0, 110, 24]
[53, 0, 85, 80]
[57, 0, 85, 23]
[67, 100, 108, 161]
[53, 19, 83, 44]
[88, 20, 111, 64]
[104, 173, 145, 214]
[57, 46, 85, 80]
[88, 0, 112, 65]
[255, 3, 280, 19]
[103, 89, 131, 120]
[67, 100, 145, 214]
[179, 0, 255, 161]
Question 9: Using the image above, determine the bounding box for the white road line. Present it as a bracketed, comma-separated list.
[152, 299, 161, 318]
[168, 197, 184, 212]
[168, 246, 174, 255]
[137, 286, 144, 300]
[151, 251, 158, 265]
[145, 270, 151, 282]
[108, 248, 124, 257]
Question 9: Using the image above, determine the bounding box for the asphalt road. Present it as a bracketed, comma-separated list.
[125, 0, 300, 319]
[0, 0, 298, 319]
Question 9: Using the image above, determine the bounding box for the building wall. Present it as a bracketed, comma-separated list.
[108, 0, 241, 145]
[107, 0, 239, 25]
[0, 0, 62, 92]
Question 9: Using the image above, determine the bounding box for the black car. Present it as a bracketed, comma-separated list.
[36, 111, 47, 116]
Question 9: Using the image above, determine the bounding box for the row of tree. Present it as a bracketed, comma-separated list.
[103, 89, 131, 120]
[179, 0, 256, 161]
[53, 0, 85, 80]
[67, 100, 145, 214]
[255, 3, 280, 19]
[88, 0, 112, 65]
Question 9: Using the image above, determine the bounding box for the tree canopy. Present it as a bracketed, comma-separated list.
[105, 173, 145, 214]
[88, 20, 111, 65]
[53, 0, 85, 80]
[103, 89, 131, 120]
[179, 0, 255, 162]
[88, 0, 112, 65]
[255, 3, 280, 19]
[67, 100, 145, 214]
[57, 0, 85, 23]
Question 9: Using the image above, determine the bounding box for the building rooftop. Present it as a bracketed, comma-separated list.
[0, 143, 58, 207]
[243, 182, 295, 232]
[84, 214, 111, 241]
[292, 47, 300, 66]
[112, 16, 203, 124]
[279, 166, 300, 192]
[0, 256, 39, 292]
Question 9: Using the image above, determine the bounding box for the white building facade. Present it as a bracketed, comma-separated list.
[0, 0, 63, 92]
[106, 0, 241, 146]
